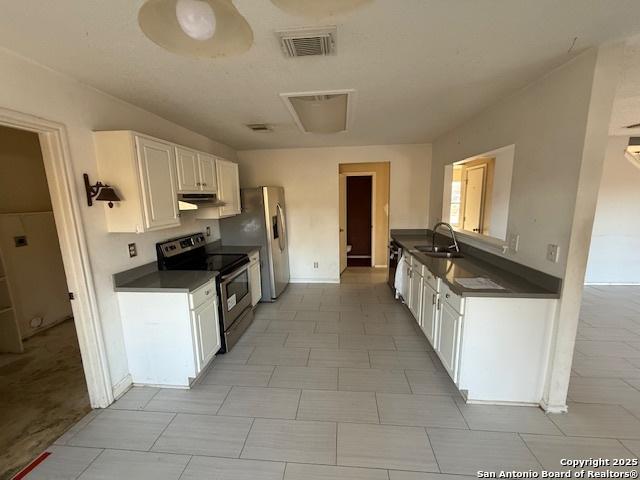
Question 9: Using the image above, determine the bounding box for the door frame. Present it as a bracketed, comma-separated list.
[461, 163, 487, 234]
[0, 107, 113, 408]
[342, 172, 376, 267]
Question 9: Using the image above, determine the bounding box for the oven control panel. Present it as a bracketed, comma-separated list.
[158, 233, 206, 258]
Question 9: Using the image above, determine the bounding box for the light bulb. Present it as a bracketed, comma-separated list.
[176, 0, 216, 41]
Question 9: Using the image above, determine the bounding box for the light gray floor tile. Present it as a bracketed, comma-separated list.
[393, 336, 430, 351]
[571, 357, 640, 378]
[377, 393, 467, 429]
[255, 310, 297, 320]
[54, 410, 102, 446]
[427, 428, 541, 475]
[316, 320, 366, 334]
[217, 386, 301, 419]
[549, 403, 640, 439]
[626, 378, 640, 391]
[621, 439, 640, 457]
[237, 333, 288, 347]
[247, 347, 310, 366]
[455, 403, 562, 435]
[405, 370, 459, 395]
[341, 312, 387, 323]
[67, 409, 174, 450]
[245, 319, 271, 334]
[522, 434, 639, 472]
[578, 327, 640, 342]
[362, 304, 405, 313]
[284, 463, 389, 480]
[339, 335, 396, 351]
[568, 376, 640, 405]
[295, 311, 340, 322]
[152, 413, 252, 457]
[338, 423, 438, 472]
[109, 387, 159, 410]
[28, 445, 103, 480]
[365, 322, 418, 336]
[286, 334, 339, 349]
[213, 346, 255, 365]
[389, 472, 475, 480]
[144, 385, 231, 415]
[242, 419, 337, 464]
[269, 366, 338, 390]
[297, 390, 379, 424]
[339, 368, 411, 393]
[281, 302, 321, 311]
[308, 349, 371, 368]
[267, 320, 317, 333]
[320, 304, 363, 312]
[201, 364, 274, 386]
[575, 340, 640, 358]
[77, 449, 189, 480]
[369, 350, 435, 370]
[180, 456, 285, 480]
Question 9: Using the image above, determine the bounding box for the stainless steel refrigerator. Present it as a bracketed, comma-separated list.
[219, 187, 290, 301]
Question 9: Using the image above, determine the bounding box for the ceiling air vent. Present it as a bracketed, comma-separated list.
[281, 89, 355, 133]
[277, 26, 337, 57]
[246, 123, 272, 132]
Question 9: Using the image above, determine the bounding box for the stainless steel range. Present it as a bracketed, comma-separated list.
[156, 233, 253, 353]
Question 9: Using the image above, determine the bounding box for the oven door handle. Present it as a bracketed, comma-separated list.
[220, 263, 250, 283]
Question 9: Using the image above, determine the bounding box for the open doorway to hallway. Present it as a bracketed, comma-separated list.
[338, 162, 390, 278]
[0, 126, 90, 479]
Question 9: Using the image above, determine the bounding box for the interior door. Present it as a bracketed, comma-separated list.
[198, 153, 218, 194]
[462, 165, 486, 233]
[136, 136, 180, 230]
[339, 174, 347, 274]
[265, 187, 290, 298]
[175, 146, 200, 193]
[346, 176, 373, 266]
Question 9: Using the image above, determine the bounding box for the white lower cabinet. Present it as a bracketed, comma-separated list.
[400, 255, 412, 305]
[436, 299, 463, 382]
[118, 279, 220, 387]
[420, 281, 438, 346]
[249, 251, 262, 307]
[409, 263, 423, 323]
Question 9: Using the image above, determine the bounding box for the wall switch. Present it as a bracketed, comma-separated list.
[546, 244, 559, 263]
[508, 233, 520, 253]
[205, 226, 211, 237]
[128, 243, 138, 258]
[313, 262, 319, 269]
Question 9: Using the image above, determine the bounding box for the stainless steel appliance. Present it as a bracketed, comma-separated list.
[156, 233, 253, 353]
[219, 186, 290, 301]
[388, 240, 402, 289]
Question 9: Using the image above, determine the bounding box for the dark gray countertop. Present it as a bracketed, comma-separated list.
[114, 266, 217, 293]
[392, 234, 560, 299]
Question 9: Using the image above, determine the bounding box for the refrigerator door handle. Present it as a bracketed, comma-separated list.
[276, 203, 287, 252]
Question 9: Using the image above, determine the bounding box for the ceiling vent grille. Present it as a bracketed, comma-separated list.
[277, 26, 337, 57]
[246, 123, 272, 132]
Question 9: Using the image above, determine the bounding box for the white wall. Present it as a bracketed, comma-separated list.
[0, 47, 235, 390]
[586, 135, 640, 284]
[237, 144, 431, 282]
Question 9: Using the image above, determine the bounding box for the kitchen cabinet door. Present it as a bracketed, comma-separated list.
[216, 159, 241, 217]
[198, 153, 218, 194]
[136, 136, 180, 230]
[249, 261, 262, 307]
[409, 269, 423, 322]
[192, 299, 220, 372]
[175, 146, 200, 193]
[437, 301, 462, 382]
[421, 282, 438, 347]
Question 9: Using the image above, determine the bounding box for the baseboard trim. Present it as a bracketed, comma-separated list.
[539, 398, 568, 414]
[112, 374, 133, 401]
[290, 277, 340, 284]
[584, 282, 640, 286]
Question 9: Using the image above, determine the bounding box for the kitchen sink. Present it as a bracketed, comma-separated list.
[413, 245, 464, 258]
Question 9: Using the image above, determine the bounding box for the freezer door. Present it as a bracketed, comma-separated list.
[264, 187, 290, 298]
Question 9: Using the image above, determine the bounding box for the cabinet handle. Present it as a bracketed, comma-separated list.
[432, 293, 436, 305]
[437, 299, 441, 310]
[203, 182, 207, 186]
[196, 182, 201, 186]
[205, 290, 211, 295]
[445, 293, 450, 299]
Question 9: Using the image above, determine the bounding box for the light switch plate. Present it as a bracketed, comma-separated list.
[546, 244, 559, 263]
[128, 243, 137, 258]
[205, 226, 211, 237]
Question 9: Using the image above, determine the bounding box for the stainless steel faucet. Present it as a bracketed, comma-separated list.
[431, 222, 460, 253]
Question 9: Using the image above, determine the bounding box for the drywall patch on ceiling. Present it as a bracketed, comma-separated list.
[280, 89, 355, 134]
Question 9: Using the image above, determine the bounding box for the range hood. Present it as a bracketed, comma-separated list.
[178, 193, 226, 211]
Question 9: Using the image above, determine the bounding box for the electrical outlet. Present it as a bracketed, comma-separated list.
[14, 236, 28, 247]
[128, 243, 138, 258]
[546, 244, 559, 263]
[508, 233, 520, 253]
[313, 262, 319, 269]
[205, 226, 211, 237]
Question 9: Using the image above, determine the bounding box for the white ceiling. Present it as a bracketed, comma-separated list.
[611, 34, 640, 136]
[1, 1, 640, 150]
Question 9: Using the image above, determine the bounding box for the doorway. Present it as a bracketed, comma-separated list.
[0, 125, 93, 479]
[346, 175, 373, 267]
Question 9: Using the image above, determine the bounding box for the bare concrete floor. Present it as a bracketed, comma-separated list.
[0, 320, 90, 479]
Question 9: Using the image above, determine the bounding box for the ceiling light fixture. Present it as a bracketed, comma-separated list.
[139, 0, 253, 58]
[281, 90, 355, 134]
[271, 0, 372, 17]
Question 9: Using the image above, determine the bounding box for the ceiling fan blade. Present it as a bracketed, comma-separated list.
[270, 0, 372, 16]
[139, 0, 253, 58]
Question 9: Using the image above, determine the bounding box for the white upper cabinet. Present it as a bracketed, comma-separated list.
[176, 147, 218, 194]
[197, 158, 241, 219]
[95, 131, 180, 233]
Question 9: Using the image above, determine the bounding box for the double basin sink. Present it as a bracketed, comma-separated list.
[412, 245, 464, 259]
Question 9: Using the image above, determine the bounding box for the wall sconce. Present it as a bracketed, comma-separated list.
[84, 174, 121, 208]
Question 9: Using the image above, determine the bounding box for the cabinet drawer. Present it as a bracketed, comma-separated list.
[249, 250, 260, 265]
[190, 280, 216, 309]
[441, 283, 464, 315]
[423, 268, 440, 292]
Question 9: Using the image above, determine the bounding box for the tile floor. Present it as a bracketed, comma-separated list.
[21, 277, 640, 479]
